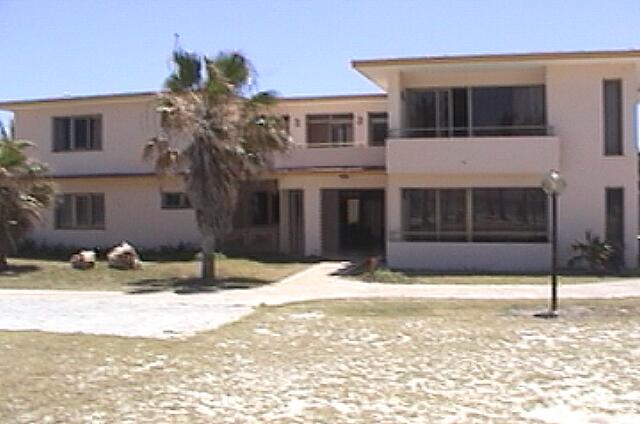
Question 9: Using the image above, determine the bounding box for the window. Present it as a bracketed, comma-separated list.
[54, 193, 105, 229]
[306, 114, 353, 146]
[401, 189, 466, 241]
[53, 115, 102, 151]
[471, 86, 546, 136]
[472, 188, 547, 242]
[605, 188, 624, 257]
[603, 79, 623, 155]
[368, 112, 388, 146]
[401, 187, 548, 243]
[250, 191, 279, 226]
[161, 192, 191, 209]
[404, 85, 546, 137]
[281, 115, 291, 134]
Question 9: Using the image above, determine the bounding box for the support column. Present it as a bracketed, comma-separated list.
[387, 70, 403, 133]
[304, 186, 322, 256]
[278, 189, 289, 254]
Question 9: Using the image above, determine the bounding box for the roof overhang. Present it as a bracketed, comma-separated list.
[352, 49, 640, 90]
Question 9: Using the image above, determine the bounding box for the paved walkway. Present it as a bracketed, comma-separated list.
[1, 261, 640, 338]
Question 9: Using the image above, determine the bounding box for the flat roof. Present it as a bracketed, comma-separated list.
[0, 91, 386, 109]
[352, 48, 640, 68]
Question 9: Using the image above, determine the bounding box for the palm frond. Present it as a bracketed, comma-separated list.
[165, 49, 202, 91]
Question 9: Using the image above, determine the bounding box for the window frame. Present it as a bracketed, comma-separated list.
[367, 112, 388, 146]
[403, 85, 547, 137]
[161, 192, 192, 210]
[306, 113, 354, 146]
[54, 193, 105, 230]
[400, 187, 548, 243]
[603, 79, 623, 156]
[52, 115, 103, 152]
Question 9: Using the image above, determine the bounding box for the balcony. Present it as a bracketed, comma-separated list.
[272, 144, 386, 172]
[387, 127, 559, 175]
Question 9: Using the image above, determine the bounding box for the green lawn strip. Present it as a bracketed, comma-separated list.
[1, 298, 639, 422]
[0, 257, 308, 292]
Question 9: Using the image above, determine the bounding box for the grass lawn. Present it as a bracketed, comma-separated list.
[1, 298, 640, 423]
[351, 266, 636, 285]
[0, 256, 309, 292]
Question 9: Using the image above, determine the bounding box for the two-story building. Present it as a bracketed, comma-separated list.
[1, 49, 639, 271]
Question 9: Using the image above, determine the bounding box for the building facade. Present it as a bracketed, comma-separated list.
[2, 50, 639, 271]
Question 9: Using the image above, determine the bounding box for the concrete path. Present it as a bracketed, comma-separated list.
[1, 261, 640, 338]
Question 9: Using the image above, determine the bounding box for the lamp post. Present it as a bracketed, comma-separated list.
[537, 169, 567, 318]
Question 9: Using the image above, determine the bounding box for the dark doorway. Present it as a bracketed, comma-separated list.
[322, 189, 385, 257]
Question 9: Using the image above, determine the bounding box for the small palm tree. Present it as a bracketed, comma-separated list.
[0, 122, 54, 270]
[568, 231, 613, 275]
[144, 49, 289, 282]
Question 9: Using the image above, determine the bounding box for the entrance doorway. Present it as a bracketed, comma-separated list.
[321, 189, 385, 258]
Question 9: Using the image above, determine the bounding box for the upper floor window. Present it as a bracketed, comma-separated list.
[161, 192, 191, 209]
[368, 112, 388, 146]
[53, 115, 102, 152]
[281, 115, 291, 135]
[54, 193, 105, 230]
[603, 79, 623, 156]
[403, 85, 546, 137]
[306, 114, 353, 146]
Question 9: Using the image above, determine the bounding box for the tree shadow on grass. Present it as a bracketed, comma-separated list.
[125, 276, 272, 295]
[0, 264, 41, 277]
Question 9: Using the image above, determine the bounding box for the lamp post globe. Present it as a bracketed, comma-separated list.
[542, 169, 567, 196]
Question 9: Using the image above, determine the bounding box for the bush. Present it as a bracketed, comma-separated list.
[568, 231, 614, 274]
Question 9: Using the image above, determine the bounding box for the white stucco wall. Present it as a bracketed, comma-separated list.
[30, 176, 201, 248]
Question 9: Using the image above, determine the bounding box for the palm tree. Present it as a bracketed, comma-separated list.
[0, 122, 54, 270]
[144, 49, 289, 282]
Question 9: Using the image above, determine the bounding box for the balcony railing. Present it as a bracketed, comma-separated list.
[389, 125, 553, 138]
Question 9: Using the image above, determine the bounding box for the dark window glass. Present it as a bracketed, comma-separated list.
[75, 195, 90, 226]
[54, 194, 73, 228]
[452, 88, 469, 136]
[368, 112, 388, 146]
[439, 189, 467, 241]
[161, 192, 191, 209]
[53, 118, 71, 151]
[281, 115, 290, 134]
[402, 189, 436, 240]
[471, 86, 546, 136]
[91, 194, 105, 226]
[74, 118, 89, 149]
[271, 192, 280, 224]
[603, 79, 623, 155]
[605, 188, 624, 265]
[405, 89, 441, 137]
[52, 115, 102, 151]
[306, 114, 353, 145]
[54, 193, 104, 229]
[472, 188, 547, 242]
[251, 191, 270, 225]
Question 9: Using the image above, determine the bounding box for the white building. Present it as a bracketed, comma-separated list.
[2, 49, 639, 271]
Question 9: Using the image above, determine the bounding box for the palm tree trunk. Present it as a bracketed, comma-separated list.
[0, 242, 8, 271]
[201, 230, 217, 283]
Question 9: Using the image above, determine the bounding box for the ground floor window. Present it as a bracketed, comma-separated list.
[401, 187, 547, 243]
[54, 193, 105, 229]
[161, 192, 192, 209]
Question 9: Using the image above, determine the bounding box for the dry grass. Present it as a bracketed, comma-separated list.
[0, 257, 308, 292]
[355, 266, 632, 285]
[1, 298, 640, 423]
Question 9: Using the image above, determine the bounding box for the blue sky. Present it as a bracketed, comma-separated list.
[1, 0, 640, 126]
